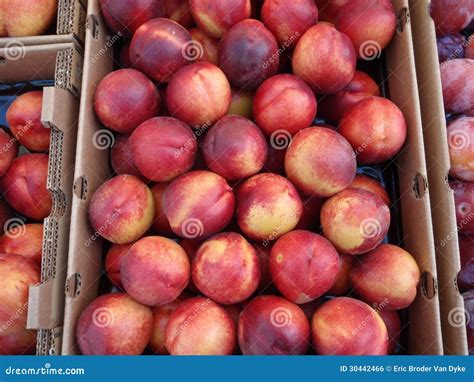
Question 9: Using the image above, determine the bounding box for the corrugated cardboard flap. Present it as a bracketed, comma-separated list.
[61, 0, 114, 355]
[27, 280, 58, 329]
[57, 0, 87, 44]
[409, 0, 468, 355]
[0, 43, 82, 89]
[386, 0, 443, 355]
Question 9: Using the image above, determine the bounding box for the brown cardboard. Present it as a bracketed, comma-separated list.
[409, 0, 469, 355]
[0, 43, 83, 355]
[0, 0, 86, 47]
[61, 0, 444, 355]
[61, 0, 114, 355]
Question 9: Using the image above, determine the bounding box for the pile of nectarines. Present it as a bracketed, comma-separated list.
[78, 0, 422, 356]
[0, 89, 53, 354]
[433, 1, 473, 354]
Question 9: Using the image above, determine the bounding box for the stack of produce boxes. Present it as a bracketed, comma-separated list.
[410, 0, 473, 355]
[62, 0, 444, 356]
[0, 0, 84, 355]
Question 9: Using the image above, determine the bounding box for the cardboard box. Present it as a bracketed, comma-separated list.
[0, 42, 83, 355]
[61, 0, 444, 355]
[409, 0, 469, 355]
[0, 0, 86, 47]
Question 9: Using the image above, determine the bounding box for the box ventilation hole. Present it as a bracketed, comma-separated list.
[65, 273, 82, 298]
[412, 173, 428, 199]
[420, 272, 437, 300]
[445, 174, 451, 188]
[397, 7, 410, 34]
[87, 15, 99, 40]
[0, 57, 5, 65]
[453, 274, 460, 294]
[74, 176, 88, 200]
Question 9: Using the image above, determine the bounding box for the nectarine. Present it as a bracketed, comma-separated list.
[121, 236, 190, 306]
[321, 188, 391, 255]
[285, 127, 356, 197]
[129, 117, 197, 182]
[88, 175, 155, 244]
[349, 244, 421, 310]
[311, 297, 388, 355]
[270, 230, 339, 304]
[76, 293, 153, 355]
[236, 173, 303, 241]
[166, 297, 236, 355]
[238, 295, 310, 355]
[202, 115, 268, 181]
[163, 171, 235, 239]
[166, 62, 231, 127]
[94, 69, 160, 134]
[6, 91, 50, 152]
[192, 232, 260, 304]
